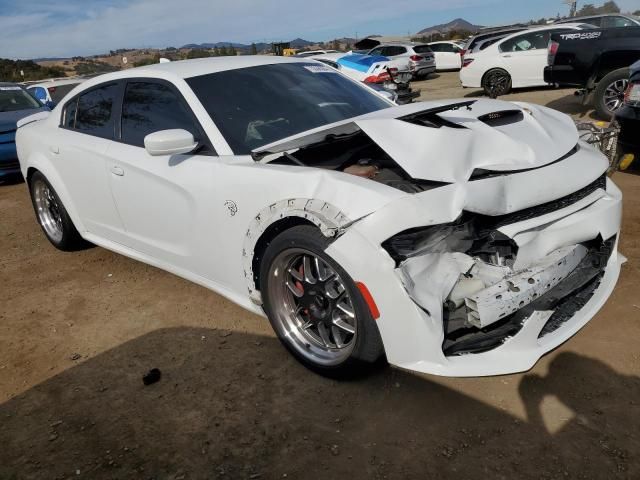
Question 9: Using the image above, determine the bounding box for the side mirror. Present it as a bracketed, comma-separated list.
[144, 129, 198, 156]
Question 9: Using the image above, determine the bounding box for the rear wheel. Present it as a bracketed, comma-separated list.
[594, 68, 629, 120]
[260, 225, 384, 376]
[29, 171, 86, 251]
[482, 68, 512, 98]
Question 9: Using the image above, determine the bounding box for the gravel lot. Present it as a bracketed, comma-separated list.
[1, 72, 639, 480]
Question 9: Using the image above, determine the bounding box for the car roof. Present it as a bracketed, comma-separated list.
[0, 82, 19, 87]
[558, 13, 636, 21]
[71, 56, 313, 93]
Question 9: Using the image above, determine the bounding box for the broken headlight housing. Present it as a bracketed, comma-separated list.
[382, 219, 475, 263]
[382, 215, 518, 266]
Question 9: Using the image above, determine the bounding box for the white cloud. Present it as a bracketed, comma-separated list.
[0, 0, 489, 58]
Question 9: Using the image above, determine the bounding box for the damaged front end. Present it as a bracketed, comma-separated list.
[384, 173, 620, 361]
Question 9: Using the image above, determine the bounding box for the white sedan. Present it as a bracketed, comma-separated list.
[16, 56, 623, 377]
[460, 23, 591, 96]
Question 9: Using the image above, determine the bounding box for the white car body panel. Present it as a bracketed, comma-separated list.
[460, 24, 587, 89]
[428, 41, 463, 70]
[16, 56, 623, 377]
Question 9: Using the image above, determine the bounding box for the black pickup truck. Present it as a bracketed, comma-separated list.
[544, 27, 640, 119]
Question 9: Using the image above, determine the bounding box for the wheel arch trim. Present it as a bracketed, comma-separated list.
[242, 198, 352, 305]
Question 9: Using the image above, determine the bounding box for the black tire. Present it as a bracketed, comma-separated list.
[482, 68, 512, 98]
[29, 171, 87, 251]
[594, 68, 629, 121]
[259, 225, 385, 377]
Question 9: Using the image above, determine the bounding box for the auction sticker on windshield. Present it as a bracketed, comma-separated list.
[304, 65, 336, 73]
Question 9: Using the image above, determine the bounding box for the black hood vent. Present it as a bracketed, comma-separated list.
[478, 109, 524, 127]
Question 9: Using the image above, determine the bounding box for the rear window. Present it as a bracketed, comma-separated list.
[187, 63, 390, 154]
[66, 83, 119, 138]
[413, 45, 434, 54]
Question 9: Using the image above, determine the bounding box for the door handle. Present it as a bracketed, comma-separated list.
[502, 54, 512, 58]
[111, 166, 124, 176]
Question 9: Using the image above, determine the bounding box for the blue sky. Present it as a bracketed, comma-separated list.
[0, 0, 638, 58]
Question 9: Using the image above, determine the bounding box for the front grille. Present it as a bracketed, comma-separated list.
[475, 173, 606, 235]
[443, 235, 615, 356]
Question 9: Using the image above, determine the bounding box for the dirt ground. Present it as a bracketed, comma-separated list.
[1, 72, 639, 480]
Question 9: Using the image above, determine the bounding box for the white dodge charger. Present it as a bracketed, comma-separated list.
[16, 56, 624, 377]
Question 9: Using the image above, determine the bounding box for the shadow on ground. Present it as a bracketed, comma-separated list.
[1, 328, 638, 479]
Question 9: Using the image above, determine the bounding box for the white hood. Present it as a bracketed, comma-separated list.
[254, 99, 578, 183]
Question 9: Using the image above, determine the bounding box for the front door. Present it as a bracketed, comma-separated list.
[104, 79, 218, 274]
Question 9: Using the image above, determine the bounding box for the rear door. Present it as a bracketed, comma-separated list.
[498, 30, 558, 86]
[104, 78, 218, 271]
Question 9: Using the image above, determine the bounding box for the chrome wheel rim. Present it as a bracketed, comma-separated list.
[33, 179, 63, 243]
[267, 248, 357, 366]
[604, 79, 628, 113]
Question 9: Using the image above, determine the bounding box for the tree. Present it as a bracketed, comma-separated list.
[634, 10, 640, 15]
[600, 1, 620, 13]
[331, 39, 341, 51]
[250, 43, 258, 55]
[186, 49, 212, 59]
[133, 54, 160, 67]
[219, 45, 228, 56]
[228, 45, 237, 56]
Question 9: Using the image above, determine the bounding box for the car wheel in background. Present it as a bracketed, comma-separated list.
[482, 68, 512, 98]
[594, 68, 629, 120]
[29, 171, 87, 251]
[260, 225, 385, 376]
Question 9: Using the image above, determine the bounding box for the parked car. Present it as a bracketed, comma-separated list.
[459, 26, 528, 58]
[312, 52, 419, 104]
[0, 83, 48, 180]
[461, 23, 591, 97]
[365, 43, 436, 78]
[295, 50, 340, 58]
[427, 41, 463, 70]
[26, 78, 84, 108]
[614, 60, 640, 173]
[544, 26, 640, 119]
[16, 56, 623, 377]
[556, 13, 640, 28]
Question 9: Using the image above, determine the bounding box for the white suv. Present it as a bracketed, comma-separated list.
[366, 43, 436, 78]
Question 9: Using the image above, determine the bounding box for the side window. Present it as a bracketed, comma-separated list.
[584, 17, 602, 27]
[369, 47, 384, 56]
[63, 98, 78, 128]
[73, 83, 119, 138]
[500, 31, 552, 52]
[429, 44, 442, 52]
[121, 81, 199, 148]
[603, 16, 634, 28]
[384, 46, 406, 56]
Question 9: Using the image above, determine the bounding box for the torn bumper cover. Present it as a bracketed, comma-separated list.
[325, 173, 624, 377]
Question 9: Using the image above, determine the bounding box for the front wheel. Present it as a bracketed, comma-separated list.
[259, 225, 384, 376]
[29, 171, 86, 251]
[482, 68, 512, 98]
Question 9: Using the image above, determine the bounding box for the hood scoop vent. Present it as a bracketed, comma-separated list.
[478, 109, 524, 127]
[398, 100, 475, 129]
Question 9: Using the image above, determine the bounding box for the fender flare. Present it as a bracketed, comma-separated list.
[242, 198, 352, 304]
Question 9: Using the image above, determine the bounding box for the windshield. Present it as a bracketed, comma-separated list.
[187, 63, 391, 154]
[0, 86, 42, 113]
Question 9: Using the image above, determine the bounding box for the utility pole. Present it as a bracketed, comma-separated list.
[563, 0, 577, 17]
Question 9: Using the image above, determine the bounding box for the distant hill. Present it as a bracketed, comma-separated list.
[417, 18, 481, 35]
[182, 38, 314, 51]
[181, 42, 248, 49]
